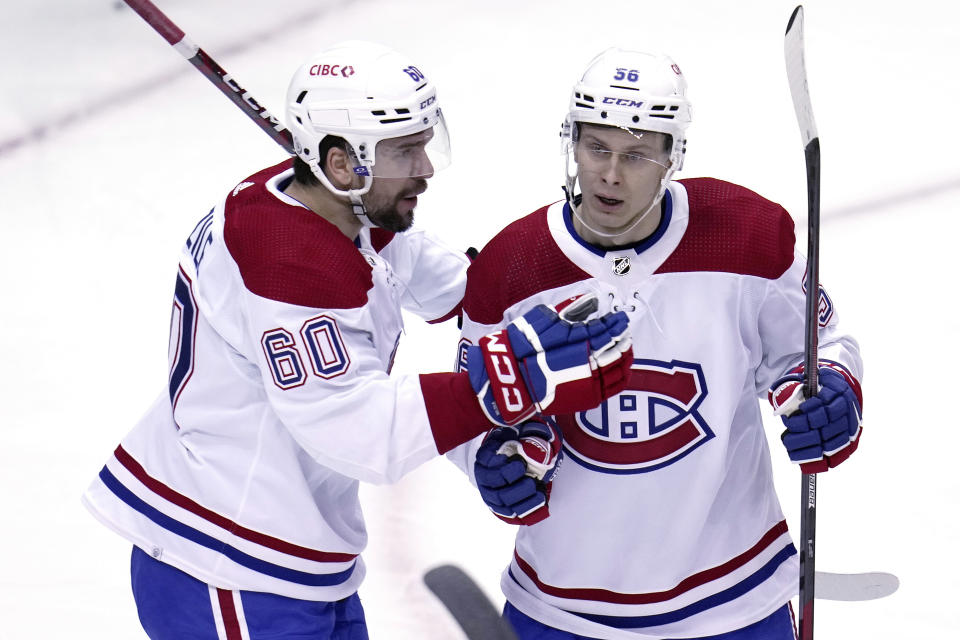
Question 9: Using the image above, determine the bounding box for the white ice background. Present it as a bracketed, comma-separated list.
[1, 0, 958, 638]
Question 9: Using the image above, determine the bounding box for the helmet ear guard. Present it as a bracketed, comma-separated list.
[561, 48, 692, 209]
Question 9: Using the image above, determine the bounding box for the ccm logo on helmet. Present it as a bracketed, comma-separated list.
[309, 64, 356, 78]
[602, 97, 644, 108]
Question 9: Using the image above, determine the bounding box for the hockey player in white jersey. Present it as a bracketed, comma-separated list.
[81, 41, 635, 640]
[451, 48, 864, 639]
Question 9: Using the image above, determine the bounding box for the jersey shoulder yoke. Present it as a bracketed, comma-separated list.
[464, 204, 590, 325]
[223, 160, 373, 309]
[658, 177, 795, 279]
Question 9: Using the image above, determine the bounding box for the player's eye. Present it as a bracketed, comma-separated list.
[588, 143, 610, 157]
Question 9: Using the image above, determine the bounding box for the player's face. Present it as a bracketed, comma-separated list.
[362, 130, 436, 232]
[574, 125, 671, 236]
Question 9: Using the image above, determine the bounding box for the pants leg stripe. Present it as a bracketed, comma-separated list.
[209, 586, 246, 640]
[787, 601, 799, 640]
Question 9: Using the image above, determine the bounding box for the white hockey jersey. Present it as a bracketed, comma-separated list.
[450, 178, 863, 639]
[82, 160, 493, 601]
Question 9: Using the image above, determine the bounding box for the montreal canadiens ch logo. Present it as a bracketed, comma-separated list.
[801, 272, 834, 327]
[556, 359, 713, 474]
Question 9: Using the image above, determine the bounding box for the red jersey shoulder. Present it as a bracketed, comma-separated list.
[222, 161, 372, 309]
[657, 177, 796, 279]
[464, 204, 591, 325]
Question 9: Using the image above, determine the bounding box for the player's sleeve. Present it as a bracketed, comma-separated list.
[389, 228, 471, 323]
[245, 292, 490, 485]
[442, 259, 509, 485]
[755, 249, 863, 392]
[443, 310, 499, 486]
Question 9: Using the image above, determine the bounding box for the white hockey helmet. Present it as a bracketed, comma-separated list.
[562, 48, 692, 208]
[286, 41, 450, 209]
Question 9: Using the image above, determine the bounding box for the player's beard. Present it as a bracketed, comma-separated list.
[366, 205, 414, 233]
[363, 178, 428, 233]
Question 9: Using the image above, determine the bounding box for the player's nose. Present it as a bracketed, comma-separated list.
[415, 149, 434, 180]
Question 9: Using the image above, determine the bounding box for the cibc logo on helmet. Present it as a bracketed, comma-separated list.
[309, 64, 356, 77]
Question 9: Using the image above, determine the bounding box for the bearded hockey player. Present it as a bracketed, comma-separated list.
[82, 41, 634, 639]
[450, 48, 863, 640]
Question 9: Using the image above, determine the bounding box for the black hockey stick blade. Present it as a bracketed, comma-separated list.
[423, 565, 518, 640]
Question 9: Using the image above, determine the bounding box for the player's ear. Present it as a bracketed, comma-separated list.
[323, 147, 356, 190]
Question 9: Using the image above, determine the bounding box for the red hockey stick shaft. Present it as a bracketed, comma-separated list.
[122, 0, 294, 154]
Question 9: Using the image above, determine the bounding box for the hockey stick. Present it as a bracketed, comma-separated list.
[121, 0, 294, 154]
[422, 567, 893, 640]
[785, 6, 820, 639]
[421, 566, 896, 640]
[424, 565, 519, 640]
[815, 571, 899, 602]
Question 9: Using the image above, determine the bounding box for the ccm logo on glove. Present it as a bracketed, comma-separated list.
[466, 293, 633, 427]
[479, 333, 529, 414]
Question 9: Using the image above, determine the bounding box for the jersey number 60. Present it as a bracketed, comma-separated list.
[261, 315, 351, 389]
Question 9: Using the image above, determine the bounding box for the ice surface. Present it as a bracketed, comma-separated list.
[1, 1, 957, 638]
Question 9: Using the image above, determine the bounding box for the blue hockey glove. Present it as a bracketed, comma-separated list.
[769, 364, 863, 474]
[466, 294, 632, 426]
[475, 418, 563, 525]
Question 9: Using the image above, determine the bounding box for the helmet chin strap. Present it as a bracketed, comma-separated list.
[571, 193, 662, 241]
[348, 189, 376, 229]
[566, 172, 671, 242]
[309, 157, 378, 228]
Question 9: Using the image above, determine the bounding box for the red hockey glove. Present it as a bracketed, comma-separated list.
[769, 363, 863, 473]
[466, 294, 633, 426]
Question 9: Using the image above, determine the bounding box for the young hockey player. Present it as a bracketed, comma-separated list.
[82, 41, 634, 639]
[452, 48, 863, 639]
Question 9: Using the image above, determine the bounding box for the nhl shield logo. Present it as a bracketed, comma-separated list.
[612, 256, 631, 276]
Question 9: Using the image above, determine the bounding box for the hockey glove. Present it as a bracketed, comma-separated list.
[466, 294, 633, 427]
[475, 418, 563, 525]
[769, 364, 863, 473]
